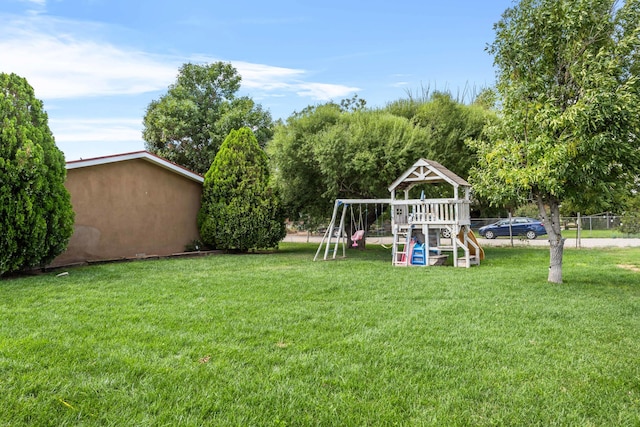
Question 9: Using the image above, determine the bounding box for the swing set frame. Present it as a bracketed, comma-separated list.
[313, 198, 391, 261]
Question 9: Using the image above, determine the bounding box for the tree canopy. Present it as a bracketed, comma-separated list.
[268, 94, 496, 225]
[143, 62, 273, 174]
[470, 0, 640, 283]
[410, 91, 496, 189]
[268, 102, 431, 223]
[0, 73, 75, 276]
[198, 127, 286, 251]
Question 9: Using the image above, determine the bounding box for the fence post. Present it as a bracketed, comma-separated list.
[577, 212, 581, 248]
[508, 211, 513, 247]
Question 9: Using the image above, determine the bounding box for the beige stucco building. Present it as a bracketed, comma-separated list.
[50, 151, 204, 267]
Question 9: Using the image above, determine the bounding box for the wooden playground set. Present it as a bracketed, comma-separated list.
[314, 159, 485, 267]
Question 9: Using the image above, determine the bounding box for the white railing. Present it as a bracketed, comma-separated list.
[393, 199, 471, 226]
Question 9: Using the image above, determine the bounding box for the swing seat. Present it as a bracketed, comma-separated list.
[351, 229, 365, 246]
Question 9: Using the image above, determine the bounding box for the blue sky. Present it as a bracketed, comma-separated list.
[1, 0, 513, 161]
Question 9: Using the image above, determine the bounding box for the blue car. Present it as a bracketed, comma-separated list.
[478, 217, 547, 240]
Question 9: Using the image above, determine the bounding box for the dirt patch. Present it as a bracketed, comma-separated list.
[617, 264, 640, 272]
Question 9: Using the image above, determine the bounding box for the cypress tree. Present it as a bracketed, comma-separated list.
[0, 73, 74, 276]
[198, 127, 286, 251]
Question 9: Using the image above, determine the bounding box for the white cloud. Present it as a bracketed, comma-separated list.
[233, 61, 306, 89]
[205, 59, 361, 101]
[50, 118, 142, 142]
[0, 18, 359, 101]
[0, 15, 359, 103]
[294, 82, 359, 101]
[1, 11, 360, 158]
[0, 17, 179, 99]
[49, 118, 145, 160]
[14, 0, 47, 18]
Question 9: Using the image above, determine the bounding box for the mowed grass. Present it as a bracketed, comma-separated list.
[549, 228, 640, 239]
[1, 244, 639, 426]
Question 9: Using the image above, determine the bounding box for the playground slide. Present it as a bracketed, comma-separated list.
[457, 229, 485, 261]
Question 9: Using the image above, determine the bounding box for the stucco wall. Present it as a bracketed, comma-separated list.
[51, 158, 202, 266]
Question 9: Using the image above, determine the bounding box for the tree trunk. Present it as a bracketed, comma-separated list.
[536, 194, 565, 283]
[548, 237, 564, 283]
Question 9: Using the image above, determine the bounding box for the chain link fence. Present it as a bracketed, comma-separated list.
[293, 212, 639, 241]
[473, 213, 639, 238]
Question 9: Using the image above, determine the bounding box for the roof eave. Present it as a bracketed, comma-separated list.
[66, 151, 204, 183]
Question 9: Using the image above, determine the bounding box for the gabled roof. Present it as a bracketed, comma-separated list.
[66, 151, 204, 184]
[388, 158, 470, 193]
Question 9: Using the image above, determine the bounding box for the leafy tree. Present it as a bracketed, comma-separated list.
[0, 73, 74, 276]
[382, 90, 499, 209]
[270, 92, 498, 225]
[198, 127, 285, 251]
[472, 88, 498, 111]
[619, 180, 640, 234]
[410, 91, 496, 185]
[470, 0, 640, 283]
[143, 62, 273, 174]
[267, 103, 343, 222]
[339, 94, 367, 112]
[620, 200, 640, 234]
[268, 102, 431, 223]
[385, 98, 424, 121]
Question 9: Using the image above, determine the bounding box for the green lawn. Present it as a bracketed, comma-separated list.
[553, 228, 640, 239]
[1, 244, 639, 426]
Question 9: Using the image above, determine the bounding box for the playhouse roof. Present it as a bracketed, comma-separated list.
[66, 151, 204, 183]
[388, 158, 470, 193]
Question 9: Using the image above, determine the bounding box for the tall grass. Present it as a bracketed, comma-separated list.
[1, 244, 639, 426]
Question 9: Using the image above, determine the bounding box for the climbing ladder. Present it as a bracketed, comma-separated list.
[392, 225, 413, 266]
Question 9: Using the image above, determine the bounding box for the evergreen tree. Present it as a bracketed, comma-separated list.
[198, 128, 285, 251]
[0, 73, 74, 276]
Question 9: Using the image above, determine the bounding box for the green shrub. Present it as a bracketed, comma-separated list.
[619, 216, 640, 234]
[619, 193, 640, 234]
[514, 203, 540, 219]
[0, 73, 75, 276]
[198, 127, 286, 251]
